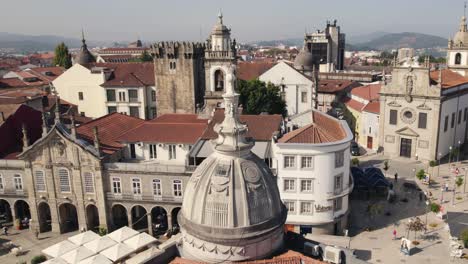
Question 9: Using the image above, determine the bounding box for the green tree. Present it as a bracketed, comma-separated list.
[416, 169, 426, 180]
[407, 217, 426, 240]
[140, 50, 153, 62]
[237, 79, 287, 116]
[351, 158, 360, 167]
[30, 255, 47, 264]
[53, 42, 72, 69]
[460, 228, 468, 248]
[456, 177, 464, 188]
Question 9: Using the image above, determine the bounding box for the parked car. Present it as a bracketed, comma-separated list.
[351, 141, 360, 156]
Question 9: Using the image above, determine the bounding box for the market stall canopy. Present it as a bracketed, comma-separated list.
[42, 240, 79, 258]
[78, 254, 113, 264]
[68, 231, 100, 246]
[123, 232, 157, 250]
[107, 226, 139, 243]
[60, 246, 95, 263]
[99, 243, 134, 262]
[42, 258, 68, 264]
[83, 236, 117, 253]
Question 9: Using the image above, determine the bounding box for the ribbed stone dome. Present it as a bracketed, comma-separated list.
[75, 33, 95, 65]
[178, 65, 286, 263]
[294, 47, 314, 71]
[453, 16, 468, 47]
[211, 12, 230, 35]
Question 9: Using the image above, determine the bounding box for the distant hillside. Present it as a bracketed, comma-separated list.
[353, 32, 447, 51]
[249, 38, 303, 47]
[0, 32, 107, 53]
[347, 31, 389, 45]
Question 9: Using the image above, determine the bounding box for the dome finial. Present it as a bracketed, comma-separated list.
[218, 10, 223, 24]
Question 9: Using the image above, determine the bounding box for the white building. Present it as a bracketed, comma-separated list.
[448, 16, 468, 76]
[53, 63, 156, 119]
[273, 110, 353, 235]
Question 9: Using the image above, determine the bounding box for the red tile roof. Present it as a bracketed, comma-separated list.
[278, 111, 347, 144]
[0, 67, 64, 88]
[98, 47, 149, 54]
[88, 63, 154, 87]
[76, 113, 145, 154]
[202, 110, 283, 141]
[170, 251, 324, 264]
[150, 113, 208, 124]
[0, 78, 27, 88]
[429, 69, 468, 89]
[342, 97, 365, 112]
[318, 79, 359, 93]
[237, 61, 276, 81]
[0, 87, 45, 104]
[27, 66, 65, 81]
[362, 101, 380, 114]
[350, 83, 381, 101]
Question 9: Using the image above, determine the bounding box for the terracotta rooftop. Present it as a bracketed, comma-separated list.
[0, 104, 21, 125]
[237, 61, 276, 81]
[150, 113, 208, 124]
[350, 83, 381, 101]
[76, 112, 145, 154]
[362, 101, 380, 114]
[0, 87, 45, 104]
[0, 78, 27, 88]
[342, 97, 365, 112]
[98, 55, 135, 63]
[87, 63, 155, 87]
[98, 47, 149, 54]
[170, 251, 324, 264]
[202, 110, 283, 141]
[0, 67, 64, 88]
[429, 69, 468, 89]
[278, 111, 347, 144]
[318, 79, 359, 93]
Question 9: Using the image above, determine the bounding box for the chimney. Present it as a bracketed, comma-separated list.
[93, 126, 101, 156]
[70, 114, 77, 140]
[54, 96, 61, 124]
[22, 123, 29, 151]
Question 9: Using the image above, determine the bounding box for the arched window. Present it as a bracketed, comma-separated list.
[214, 70, 225, 92]
[58, 168, 71, 193]
[455, 53, 462, 65]
[34, 171, 46, 192]
[83, 172, 94, 194]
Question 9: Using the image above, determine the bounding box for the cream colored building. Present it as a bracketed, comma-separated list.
[448, 16, 468, 76]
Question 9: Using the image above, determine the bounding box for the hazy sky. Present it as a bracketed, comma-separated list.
[0, 0, 465, 42]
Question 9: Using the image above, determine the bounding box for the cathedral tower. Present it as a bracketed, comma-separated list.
[448, 15, 468, 76]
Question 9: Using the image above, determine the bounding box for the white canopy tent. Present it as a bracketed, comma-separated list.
[42, 240, 79, 258]
[123, 232, 157, 250]
[42, 258, 68, 264]
[68, 231, 100, 246]
[99, 243, 134, 262]
[107, 226, 139, 243]
[83, 236, 117, 253]
[78, 254, 113, 264]
[60, 246, 95, 263]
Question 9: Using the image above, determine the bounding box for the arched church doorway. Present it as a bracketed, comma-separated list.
[111, 204, 128, 230]
[59, 203, 78, 233]
[131, 205, 148, 232]
[151, 206, 168, 236]
[14, 200, 31, 229]
[0, 199, 12, 224]
[85, 204, 100, 231]
[214, 70, 225, 92]
[171, 207, 181, 229]
[38, 202, 51, 232]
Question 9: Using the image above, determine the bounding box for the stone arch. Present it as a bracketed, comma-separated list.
[85, 204, 99, 231]
[0, 199, 12, 224]
[214, 69, 225, 92]
[58, 203, 78, 233]
[37, 202, 51, 233]
[111, 204, 128, 229]
[14, 200, 31, 228]
[171, 207, 181, 229]
[130, 205, 148, 232]
[151, 206, 168, 236]
[455, 53, 462, 65]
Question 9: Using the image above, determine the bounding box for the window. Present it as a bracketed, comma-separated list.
[78, 92, 84, 100]
[169, 145, 177, 160]
[452, 112, 455, 128]
[300, 179, 313, 192]
[173, 180, 182, 197]
[0, 175, 4, 190]
[112, 178, 122, 194]
[301, 91, 307, 103]
[389, 109, 397, 125]
[80, 112, 85, 117]
[58, 169, 71, 192]
[214, 70, 224, 91]
[128, 90, 138, 102]
[369, 127, 372, 134]
[334, 197, 343, 211]
[464, 108, 468, 122]
[106, 89, 116, 102]
[152, 179, 162, 196]
[334, 173, 343, 192]
[83, 172, 94, 193]
[403, 111, 413, 119]
[34, 171, 46, 192]
[284, 156, 295, 168]
[107, 106, 117, 114]
[455, 53, 462, 65]
[118, 91, 126, 102]
[14, 174, 23, 191]
[132, 178, 142, 195]
[459, 110, 462, 124]
[129, 144, 136, 159]
[301, 156, 313, 169]
[129, 107, 140, 118]
[151, 90, 156, 101]
[444, 115, 449, 132]
[149, 144, 157, 159]
[285, 201, 296, 213]
[284, 179, 295, 191]
[300, 202, 313, 215]
[418, 113, 427, 129]
[335, 151, 344, 168]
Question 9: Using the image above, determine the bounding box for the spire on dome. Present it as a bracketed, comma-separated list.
[75, 29, 96, 65]
[460, 16, 467, 32]
[217, 10, 223, 24]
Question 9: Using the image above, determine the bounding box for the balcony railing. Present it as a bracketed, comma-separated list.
[0, 189, 28, 197]
[0, 160, 25, 169]
[106, 192, 183, 203]
[105, 162, 195, 174]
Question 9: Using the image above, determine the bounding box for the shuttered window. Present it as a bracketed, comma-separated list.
[58, 168, 71, 192]
[35, 171, 46, 192]
[418, 113, 427, 129]
[84, 172, 94, 193]
[389, 109, 397, 125]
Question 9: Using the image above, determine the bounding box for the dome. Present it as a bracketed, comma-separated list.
[75, 34, 95, 65]
[178, 66, 286, 263]
[453, 16, 468, 47]
[293, 47, 314, 71]
[211, 12, 230, 35]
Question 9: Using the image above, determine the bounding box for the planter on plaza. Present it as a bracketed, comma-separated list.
[14, 219, 21, 230]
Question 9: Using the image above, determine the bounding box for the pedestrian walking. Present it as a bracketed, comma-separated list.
[393, 229, 397, 240]
[394, 172, 398, 183]
[445, 182, 449, 192]
[3, 226, 8, 236]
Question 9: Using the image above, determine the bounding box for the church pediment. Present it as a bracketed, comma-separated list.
[395, 126, 419, 137]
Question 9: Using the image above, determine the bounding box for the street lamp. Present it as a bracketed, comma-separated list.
[412, 168, 416, 178]
[457, 140, 461, 163]
[449, 146, 453, 166]
[425, 200, 430, 233]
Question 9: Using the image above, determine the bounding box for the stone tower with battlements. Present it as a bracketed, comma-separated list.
[152, 41, 205, 116]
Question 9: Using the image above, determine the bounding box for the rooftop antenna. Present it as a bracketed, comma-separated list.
[465, 1, 467, 17]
